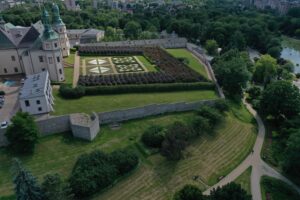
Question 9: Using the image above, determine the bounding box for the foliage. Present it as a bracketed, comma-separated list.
[191, 116, 211, 135]
[213, 100, 229, 113]
[174, 185, 204, 200]
[41, 173, 73, 200]
[213, 50, 251, 96]
[260, 81, 300, 119]
[124, 21, 142, 39]
[58, 84, 85, 99]
[205, 40, 218, 55]
[12, 158, 44, 200]
[196, 106, 223, 127]
[0, 91, 5, 95]
[5, 112, 39, 154]
[141, 125, 165, 148]
[209, 182, 251, 200]
[69, 149, 138, 197]
[161, 122, 190, 160]
[253, 55, 278, 86]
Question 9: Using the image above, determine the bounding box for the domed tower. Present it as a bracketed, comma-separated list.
[52, 4, 70, 57]
[41, 9, 65, 82]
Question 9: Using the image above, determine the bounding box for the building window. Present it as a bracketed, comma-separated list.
[48, 57, 53, 64]
[4, 68, 7, 73]
[36, 100, 40, 105]
[59, 68, 62, 74]
[38, 107, 42, 111]
[11, 56, 15, 61]
[45, 43, 50, 49]
[57, 56, 60, 63]
[25, 100, 30, 107]
[42, 68, 46, 71]
[14, 67, 18, 73]
[54, 43, 58, 48]
[39, 56, 44, 62]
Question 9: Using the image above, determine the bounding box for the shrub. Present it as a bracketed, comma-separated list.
[69, 149, 138, 198]
[70, 48, 77, 53]
[296, 73, 300, 79]
[59, 84, 85, 99]
[141, 125, 165, 148]
[247, 86, 262, 101]
[191, 116, 212, 135]
[213, 99, 229, 113]
[0, 90, 5, 95]
[196, 106, 223, 126]
[174, 185, 204, 200]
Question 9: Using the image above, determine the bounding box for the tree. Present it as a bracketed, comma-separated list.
[41, 173, 73, 200]
[213, 54, 251, 96]
[142, 125, 165, 148]
[12, 158, 44, 200]
[174, 185, 204, 200]
[124, 21, 142, 39]
[282, 130, 300, 178]
[209, 182, 251, 200]
[205, 40, 218, 55]
[260, 81, 300, 119]
[5, 112, 39, 154]
[161, 122, 190, 160]
[228, 31, 246, 51]
[253, 55, 278, 86]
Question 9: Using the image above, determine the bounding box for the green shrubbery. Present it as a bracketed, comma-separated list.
[141, 125, 165, 148]
[0, 91, 5, 95]
[58, 84, 85, 99]
[69, 149, 138, 198]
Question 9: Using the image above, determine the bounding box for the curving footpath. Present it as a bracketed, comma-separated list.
[203, 98, 300, 199]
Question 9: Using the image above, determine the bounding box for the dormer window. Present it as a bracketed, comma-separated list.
[54, 43, 58, 48]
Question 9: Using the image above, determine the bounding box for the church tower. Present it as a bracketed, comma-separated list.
[52, 4, 70, 57]
[41, 9, 65, 82]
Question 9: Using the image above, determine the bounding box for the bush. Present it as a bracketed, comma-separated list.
[70, 48, 77, 53]
[247, 86, 262, 101]
[174, 184, 204, 200]
[69, 149, 138, 197]
[59, 84, 85, 99]
[141, 125, 165, 148]
[84, 82, 215, 95]
[191, 116, 212, 135]
[213, 100, 229, 113]
[196, 106, 223, 126]
[296, 73, 300, 79]
[0, 91, 5, 95]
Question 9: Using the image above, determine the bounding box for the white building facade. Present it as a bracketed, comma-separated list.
[19, 71, 54, 115]
[0, 5, 69, 82]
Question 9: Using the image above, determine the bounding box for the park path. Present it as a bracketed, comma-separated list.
[72, 51, 80, 88]
[203, 98, 300, 199]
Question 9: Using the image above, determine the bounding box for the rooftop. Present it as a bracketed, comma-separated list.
[20, 71, 49, 99]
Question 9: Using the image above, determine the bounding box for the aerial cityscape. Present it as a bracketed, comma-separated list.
[0, 0, 300, 200]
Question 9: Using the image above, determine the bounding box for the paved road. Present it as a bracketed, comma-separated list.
[72, 51, 80, 88]
[0, 85, 20, 123]
[204, 98, 300, 199]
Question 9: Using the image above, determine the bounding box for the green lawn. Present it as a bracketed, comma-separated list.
[136, 55, 157, 71]
[64, 52, 75, 65]
[166, 49, 209, 79]
[64, 67, 74, 85]
[282, 36, 300, 51]
[261, 176, 300, 200]
[234, 167, 252, 194]
[0, 103, 257, 199]
[52, 89, 218, 115]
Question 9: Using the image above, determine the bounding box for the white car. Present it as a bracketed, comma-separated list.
[0, 121, 8, 129]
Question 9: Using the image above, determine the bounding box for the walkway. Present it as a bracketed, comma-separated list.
[203, 98, 300, 199]
[73, 51, 80, 88]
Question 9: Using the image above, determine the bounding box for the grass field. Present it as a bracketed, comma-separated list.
[0, 103, 256, 199]
[136, 55, 157, 71]
[166, 49, 208, 79]
[282, 36, 300, 51]
[234, 167, 252, 194]
[52, 89, 218, 115]
[64, 52, 75, 65]
[64, 67, 74, 85]
[261, 176, 300, 200]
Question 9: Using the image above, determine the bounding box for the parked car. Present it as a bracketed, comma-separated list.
[0, 121, 8, 129]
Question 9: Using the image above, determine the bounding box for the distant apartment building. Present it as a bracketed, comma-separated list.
[67, 29, 105, 47]
[64, 0, 81, 11]
[0, 0, 24, 12]
[248, 0, 300, 14]
[19, 71, 54, 115]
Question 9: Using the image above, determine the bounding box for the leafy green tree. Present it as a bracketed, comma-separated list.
[253, 55, 278, 86]
[228, 31, 246, 51]
[196, 106, 223, 127]
[109, 149, 139, 175]
[124, 21, 142, 39]
[205, 40, 218, 55]
[282, 130, 300, 178]
[142, 125, 165, 148]
[267, 46, 281, 59]
[209, 182, 251, 200]
[191, 116, 211, 135]
[260, 81, 300, 119]
[5, 112, 39, 154]
[12, 158, 44, 200]
[174, 184, 204, 200]
[161, 122, 190, 160]
[41, 173, 73, 200]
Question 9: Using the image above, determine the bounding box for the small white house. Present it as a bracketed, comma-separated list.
[19, 71, 54, 115]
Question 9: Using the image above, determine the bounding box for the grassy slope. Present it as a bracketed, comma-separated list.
[234, 167, 252, 194]
[166, 49, 208, 79]
[136, 55, 157, 72]
[261, 176, 300, 200]
[64, 67, 74, 85]
[64, 53, 75, 65]
[52, 89, 218, 115]
[0, 103, 256, 199]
